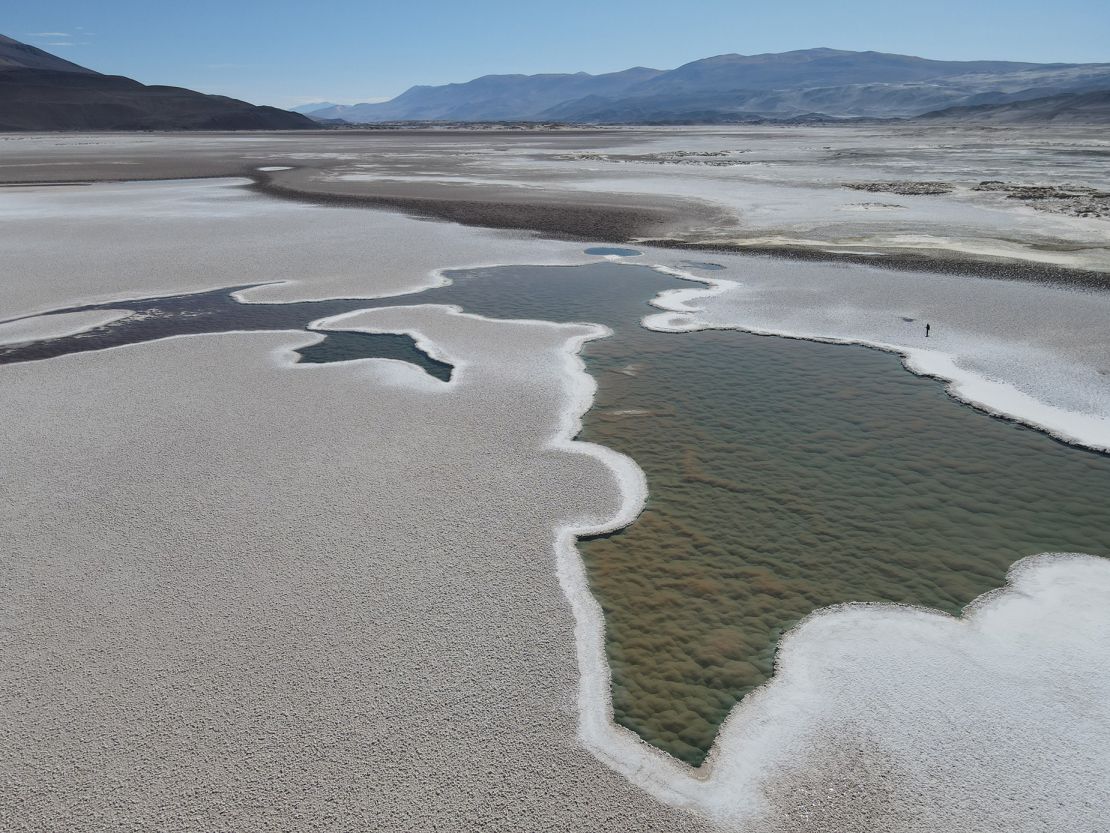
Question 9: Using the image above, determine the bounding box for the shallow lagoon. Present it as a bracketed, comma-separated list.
[419, 262, 1110, 765]
[8, 261, 1110, 767]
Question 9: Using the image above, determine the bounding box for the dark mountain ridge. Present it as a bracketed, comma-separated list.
[0, 34, 96, 73]
[0, 34, 313, 131]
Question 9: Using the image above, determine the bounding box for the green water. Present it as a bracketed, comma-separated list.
[419, 262, 1110, 766]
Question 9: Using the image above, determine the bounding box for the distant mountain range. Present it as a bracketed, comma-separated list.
[290, 101, 340, 114]
[0, 34, 313, 131]
[919, 88, 1110, 124]
[4, 38, 1107, 131]
[309, 48, 1110, 124]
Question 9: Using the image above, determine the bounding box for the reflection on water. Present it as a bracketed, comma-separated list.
[7, 263, 1110, 767]
[584, 247, 643, 257]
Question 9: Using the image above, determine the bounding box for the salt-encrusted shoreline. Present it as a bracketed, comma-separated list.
[547, 318, 726, 812]
[492, 280, 1110, 829]
[308, 299, 716, 810]
[0, 309, 133, 346]
[534, 267, 1110, 823]
[641, 266, 1110, 453]
[4, 252, 1106, 821]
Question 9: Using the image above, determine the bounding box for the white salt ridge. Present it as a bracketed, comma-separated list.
[335, 276, 1110, 830]
[700, 553, 1110, 831]
[462, 270, 1110, 830]
[902, 348, 1110, 452]
[0, 309, 131, 345]
[641, 260, 1110, 453]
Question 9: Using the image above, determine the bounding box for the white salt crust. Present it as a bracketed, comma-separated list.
[2, 177, 1108, 830]
[0, 309, 131, 345]
[0, 178, 598, 320]
[0, 316, 715, 833]
[641, 264, 1110, 453]
[317, 299, 1110, 831]
[5, 127, 1110, 271]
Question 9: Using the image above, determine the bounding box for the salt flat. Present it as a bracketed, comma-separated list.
[3, 176, 1107, 449]
[0, 313, 714, 832]
[0, 309, 131, 345]
[1, 144, 1108, 831]
[3, 125, 1107, 277]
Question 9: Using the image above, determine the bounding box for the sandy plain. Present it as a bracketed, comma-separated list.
[1, 129, 1109, 832]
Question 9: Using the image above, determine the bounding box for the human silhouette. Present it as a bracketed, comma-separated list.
[925, 323, 931, 338]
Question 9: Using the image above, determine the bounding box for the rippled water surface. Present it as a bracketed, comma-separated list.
[428, 262, 1110, 765]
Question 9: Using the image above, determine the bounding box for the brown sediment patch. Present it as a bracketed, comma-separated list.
[751, 726, 926, 833]
[845, 181, 956, 195]
[251, 173, 1110, 287]
[973, 180, 1110, 219]
[251, 168, 728, 242]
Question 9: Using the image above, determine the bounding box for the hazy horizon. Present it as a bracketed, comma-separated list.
[8, 0, 1110, 108]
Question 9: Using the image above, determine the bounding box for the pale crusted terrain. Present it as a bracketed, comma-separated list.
[702, 554, 1110, 833]
[0, 314, 712, 832]
[1, 173, 1109, 832]
[2, 179, 1107, 450]
[0, 309, 129, 345]
[0, 177, 591, 320]
[1, 125, 1108, 276]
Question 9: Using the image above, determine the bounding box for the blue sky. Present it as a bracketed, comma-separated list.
[9, 0, 1109, 107]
